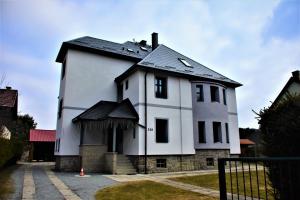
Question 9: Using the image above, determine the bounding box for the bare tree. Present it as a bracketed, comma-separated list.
[0, 72, 7, 89]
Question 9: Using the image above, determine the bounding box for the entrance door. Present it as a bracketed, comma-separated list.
[116, 127, 123, 154]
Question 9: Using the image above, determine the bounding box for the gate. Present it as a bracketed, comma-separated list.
[218, 157, 300, 200]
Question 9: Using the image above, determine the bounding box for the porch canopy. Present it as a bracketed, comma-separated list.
[72, 98, 139, 130]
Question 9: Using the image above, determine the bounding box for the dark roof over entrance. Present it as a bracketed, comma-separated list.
[29, 129, 56, 142]
[72, 98, 139, 123]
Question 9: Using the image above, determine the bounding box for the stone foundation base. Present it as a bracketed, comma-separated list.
[128, 149, 230, 173]
[79, 145, 107, 172]
[55, 155, 80, 172]
[194, 149, 230, 170]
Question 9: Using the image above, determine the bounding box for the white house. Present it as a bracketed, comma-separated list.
[55, 33, 242, 174]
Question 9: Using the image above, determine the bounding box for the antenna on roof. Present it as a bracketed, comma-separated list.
[132, 38, 136, 42]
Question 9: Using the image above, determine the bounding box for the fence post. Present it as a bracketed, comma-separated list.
[218, 158, 227, 200]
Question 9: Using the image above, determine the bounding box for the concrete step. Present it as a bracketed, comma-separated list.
[115, 155, 137, 175]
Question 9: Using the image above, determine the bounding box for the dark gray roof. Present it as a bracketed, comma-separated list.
[56, 36, 152, 62]
[137, 45, 241, 86]
[72, 98, 139, 122]
[56, 36, 241, 87]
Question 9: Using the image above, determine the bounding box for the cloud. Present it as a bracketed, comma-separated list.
[1, 0, 299, 129]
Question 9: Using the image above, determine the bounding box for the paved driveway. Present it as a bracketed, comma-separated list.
[55, 171, 116, 200]
[8, 162, 116, 200]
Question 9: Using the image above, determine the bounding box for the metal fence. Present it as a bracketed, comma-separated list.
[218, 157, 300, 200]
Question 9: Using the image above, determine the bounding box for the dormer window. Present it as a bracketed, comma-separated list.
[140, 46, 148, 51]
[178, 58, 192, 67]
[127, 48, 134, 52]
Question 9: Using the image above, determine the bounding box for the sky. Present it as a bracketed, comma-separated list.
[1, 0, 299, 130]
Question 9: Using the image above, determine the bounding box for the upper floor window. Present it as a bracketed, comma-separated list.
[198, 121, 206, 143]
[225, 123, 229, 143]
[210, 86, 220, 102]
[213, 122, 222, 143]
[156, 119, 168, 143]
[61, 60, 66, 80]
[155, 76, 167, 99]
[58, 99, 63, 119]
[125, 80, 129, 90]
[223, 89, 227, 105]
[196, 85, 204, 102]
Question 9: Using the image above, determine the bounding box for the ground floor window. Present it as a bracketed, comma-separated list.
[213, 122, 222, 143]
[156, 119, 168, 143]
[156, 159, 167, 168]
[206, 158, 214, 166]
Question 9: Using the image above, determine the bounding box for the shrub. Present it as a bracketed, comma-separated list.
[0, 138, 23, 168]
[257, 94, 300, 199]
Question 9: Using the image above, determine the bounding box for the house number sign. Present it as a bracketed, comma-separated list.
[147, 128, 153, 131]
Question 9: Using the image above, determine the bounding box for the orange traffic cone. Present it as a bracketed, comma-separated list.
[80, 168, 85, 176]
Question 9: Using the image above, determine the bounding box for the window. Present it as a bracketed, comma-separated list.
[58, 99, 63, 119]
[206, 158, 214, 166]
[198, 121, 206, 143]
[133, 127, 136, 139]
[156, 119, 168, 143]
[210, 86, 220, 102]
[213, 122, 222, 143]
[125, 80, 129, 90]
[117, 84, 123, 102]
[155, 77, 167, 99]
[196, 85, 204, 102]
[225, 123, 229, 143]
[57, 138, 60, 152]
[156, 159, 167, 168]
[223, 89, 227, 105]
[178, 58, 192, 67]
[61, 60, 66, 79]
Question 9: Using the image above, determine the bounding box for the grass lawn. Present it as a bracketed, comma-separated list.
[95, 180, 216, 200]
[0, 166, 16, 199]
[170, 170, 274, 199]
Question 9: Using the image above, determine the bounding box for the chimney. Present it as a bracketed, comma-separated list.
[6, 86, 12, 90]
[292, 70, 300, 79]
[152, 32, 158, 50]
[139, 40, 147, 46]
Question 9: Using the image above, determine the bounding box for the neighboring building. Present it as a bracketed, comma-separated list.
[272, 70, 300, 107]
[29, 129, 56, 161]
[240, 139, 255, 157]
[239, 128, 262, 157]
[0, 125, 11, 140]
[55, 33, 242, 173]
[0, 87, 18, 137]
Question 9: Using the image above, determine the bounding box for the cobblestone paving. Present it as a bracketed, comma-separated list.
[55, 172, 116, 200]
[7, 165, 24, 200]
[32, 166, 64, 200]
[7, 163, 117, 200]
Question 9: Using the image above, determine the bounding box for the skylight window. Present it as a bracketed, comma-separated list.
[140, 46, 148, 51]
[178, 58, 192, 67]
[127, 48, 134, 52]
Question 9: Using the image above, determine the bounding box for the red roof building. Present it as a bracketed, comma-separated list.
[240, 139, 255, 145]
[29, 129, 56, 161]
[30, 129, 56, 142]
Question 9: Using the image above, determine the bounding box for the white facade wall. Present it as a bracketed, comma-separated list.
[227, 88, 241, 154]
[55, 50, 134, 156]
[191, 82, 240, 154]
[121, 71, 195, 155]
[55, 49, 241, 157]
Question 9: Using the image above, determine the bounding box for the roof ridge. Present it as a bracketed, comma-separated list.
[67, 36, 124, 46]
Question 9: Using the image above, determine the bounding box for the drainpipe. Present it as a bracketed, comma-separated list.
[179, 79, 183, 171]
[144, 71, 148, 174]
